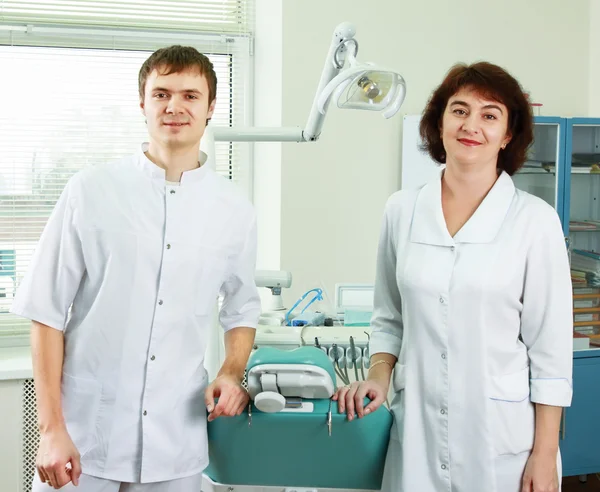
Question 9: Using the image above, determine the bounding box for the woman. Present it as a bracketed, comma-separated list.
[334, 62, 573, 492]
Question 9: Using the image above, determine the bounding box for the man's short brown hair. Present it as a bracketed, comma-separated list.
[138, 45, 217, 103]
[419, 61, 534, 176]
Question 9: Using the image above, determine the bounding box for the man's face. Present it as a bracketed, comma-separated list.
[140, 67, 215, 151]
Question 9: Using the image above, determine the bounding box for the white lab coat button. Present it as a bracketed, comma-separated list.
[450, 246, 455, 252]
[158, 300, 163, 305]
[150, 355, 155, 361]
[143, 410, 147, 416]
[439, 296, 445, 304]
[440, 409, 446, 415]
[441, 353, 446, 359]
[441, 464, 447, 470]
[166, 244, 171, 250]
[170, 190, 176, 194]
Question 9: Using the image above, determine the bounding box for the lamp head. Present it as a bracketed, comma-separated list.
[316, 43, 406, 120]
[332, 68, 406, 118]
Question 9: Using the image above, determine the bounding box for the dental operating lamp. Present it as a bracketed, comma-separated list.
[212, 22, 407, 143]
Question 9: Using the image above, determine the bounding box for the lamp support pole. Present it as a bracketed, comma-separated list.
[213, 22, 357, 143]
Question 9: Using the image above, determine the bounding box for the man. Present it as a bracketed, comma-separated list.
[11, 46, 261, 491]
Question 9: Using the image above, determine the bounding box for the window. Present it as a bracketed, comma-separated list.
[0, 1, 254, 338]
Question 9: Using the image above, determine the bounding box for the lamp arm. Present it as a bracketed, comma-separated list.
[212, 126, 304, 142]
[302, 22, 357, 141]
[212, 22, 357, 143]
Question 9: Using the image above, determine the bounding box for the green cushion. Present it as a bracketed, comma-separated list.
[247, 346, 336, 386]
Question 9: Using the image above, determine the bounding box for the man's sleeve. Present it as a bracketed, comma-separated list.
[10, 178, 86, 331]
[218, 208, 261, 331]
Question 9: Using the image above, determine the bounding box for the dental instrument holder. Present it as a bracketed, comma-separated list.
[204, 346, 393, 490]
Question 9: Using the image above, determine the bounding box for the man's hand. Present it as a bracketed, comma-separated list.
[204, 374, 249, 422]
[36, 427, 82, 489]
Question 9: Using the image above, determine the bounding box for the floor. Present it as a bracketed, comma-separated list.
[564, 475, 600, 492]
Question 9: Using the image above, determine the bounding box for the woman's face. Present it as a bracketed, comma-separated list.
[440, 87, 512, 171]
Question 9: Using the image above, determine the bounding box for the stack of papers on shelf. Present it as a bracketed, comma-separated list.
[571, 250, 600, 287]
[573, 287, 600, 308]
[571, 270, 588, 286]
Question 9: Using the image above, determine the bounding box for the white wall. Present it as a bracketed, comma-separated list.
[276, 0, 591, 303]
[253, 0, 283, 271]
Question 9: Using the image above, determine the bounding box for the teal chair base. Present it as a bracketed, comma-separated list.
[205, 399, 392, 490]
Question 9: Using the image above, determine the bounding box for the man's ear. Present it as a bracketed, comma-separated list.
[207, 98, 216, 120]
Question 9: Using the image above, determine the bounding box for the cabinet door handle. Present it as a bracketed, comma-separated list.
[561, 408, 566, 440]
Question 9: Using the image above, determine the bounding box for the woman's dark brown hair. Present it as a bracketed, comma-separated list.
[419, 61, 533, 176]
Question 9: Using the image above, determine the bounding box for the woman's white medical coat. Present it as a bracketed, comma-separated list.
[369, 170, 573, 492]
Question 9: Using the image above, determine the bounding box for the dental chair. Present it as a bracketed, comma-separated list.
[203, 346, 392, 492]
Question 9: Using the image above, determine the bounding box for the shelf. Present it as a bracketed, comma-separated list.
[517, 168, 555, 175]
[571, 168, 600, 175]
[570, 221, 600, 232]
[574, 307, 600, 313]
[517, 167, 600, 175]
[573, 293, 600, 299]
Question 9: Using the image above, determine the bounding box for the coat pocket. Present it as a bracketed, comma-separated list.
[61, 373, 102, 458]
[392, 363, 406, 393]
[488, 366, 535, 456]
[389, 363, 407, 442]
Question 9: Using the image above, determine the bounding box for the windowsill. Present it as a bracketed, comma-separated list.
[0, 346, 32, 381]
[0, 334, 30, 348]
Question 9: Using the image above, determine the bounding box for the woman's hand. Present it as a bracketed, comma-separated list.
[521, 449, 559, 492]
[333, 380, 387, 420]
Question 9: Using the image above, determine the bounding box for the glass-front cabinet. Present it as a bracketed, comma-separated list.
[510, 117, 600, 478]
[516, 117, 600, 351]
[513, 116, 565, 214]
[565, 118, 600, 348]
[558, 118, 600, 478]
